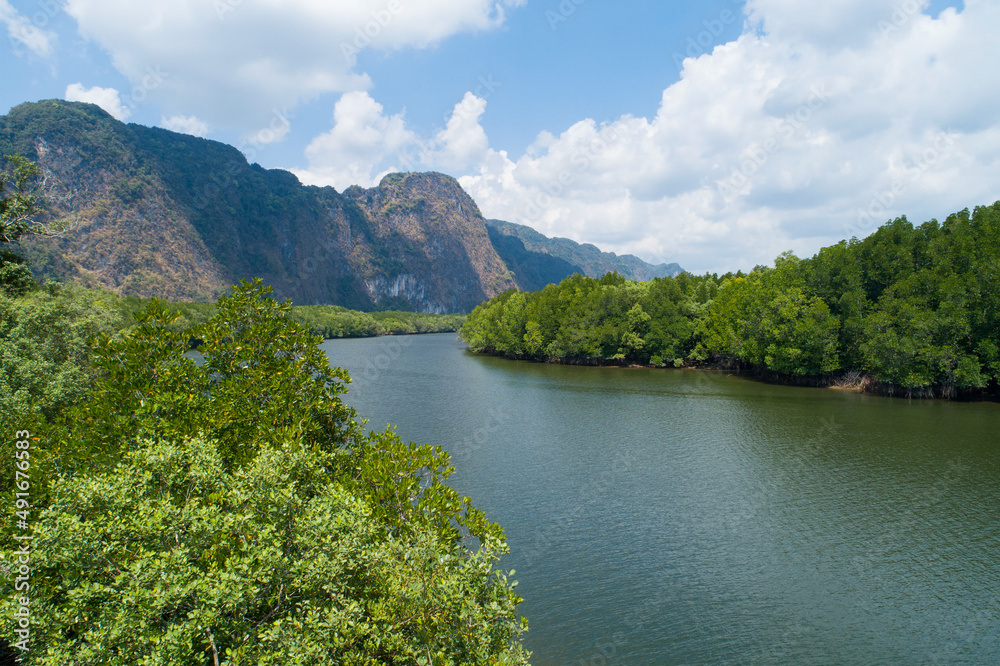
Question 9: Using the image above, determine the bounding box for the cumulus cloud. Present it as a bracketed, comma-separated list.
[294, 91, 415, 190]
[160, 115, 209, 137]
[294, 89, 508, 190]
[1, 0, 56, 57]
[430, 93, 492, 171]
[744, 0, 923, 49]
[65, 83, 130, 120]
[293, 0, 998, 273]
[62, 0, 525, 132]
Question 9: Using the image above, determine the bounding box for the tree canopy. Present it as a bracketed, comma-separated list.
[1, 279, 528, 664]
[461, 202, 1000, 398]
[0, 155, 43, 246]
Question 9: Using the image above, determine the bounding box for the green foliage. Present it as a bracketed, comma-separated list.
[0, 249, 34, 297]
[461, 272, 718, 364]
[369, 310, 466, 336]
[702, 267, 840, 376]
[17, 437, 525, 665]
[290, 306, 465, 339]
[73, 280, 356, 467]
[0, 283, 131, 417]
[0, 155, 43, 245]
[0, 279, 528, 663]
[464, 201, 1000, 396]
[0, 279, 460, 428]
[115, 298, 464, 340]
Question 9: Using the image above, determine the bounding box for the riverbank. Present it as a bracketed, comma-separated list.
[467, 348, 1000, 401]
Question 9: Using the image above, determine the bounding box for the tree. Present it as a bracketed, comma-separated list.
[0, 283, 131, 418]
[463, 202, 1000, 396]
[0, 155, 45, 245]
[701, 266, 841, 375]
[759, 288, 840, 376]
[1, 280, 529, 664]
[18, 436, 527, 665]
[0, 248, 35, 297]
[1, 155, 73, 296]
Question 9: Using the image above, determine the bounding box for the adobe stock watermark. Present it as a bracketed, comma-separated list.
[213, 0, 255, 20]
[449, 407, 508, 464]
[546, 0, 589, 31]
[454, 76, 503, 117]
[850, 457, 969, 594]
[847, 129, 957, 238]
[340, 1, 404, 63]
[877, 0, 924, 39]
[6, 0, 58, 54]
[10, 2, 166, 116]
[519, 451, 637, 569]
[567, 541, 672, 665]
[522, 124, 624, 222]
[716, 83, 832, 201]
[396, 74, 502, 173]
[358, 334, 416, 384]
[295, 235, 339, 282]
[672, 0, 742, 71]
[11, 429, 33, 653]
[121, 66, 169, 118]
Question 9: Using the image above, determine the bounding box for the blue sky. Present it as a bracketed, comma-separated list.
[3, 0, 992, 274]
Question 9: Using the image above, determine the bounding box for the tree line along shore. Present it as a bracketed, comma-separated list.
[461, 202, 1000, 400]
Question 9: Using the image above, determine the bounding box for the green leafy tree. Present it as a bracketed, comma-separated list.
[0, 156, 43, 296]
[0, 155, 45, 246]
[759, 288, 840, 375]
[463, 202, 1000, 397]
[0, 249, 33, 298]
[0, 284, 131, 417]
[17, 436, 526, 665]
[1, 279, 529, 664]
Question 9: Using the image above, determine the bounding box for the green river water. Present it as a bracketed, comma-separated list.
[322, 333, 1000, 665]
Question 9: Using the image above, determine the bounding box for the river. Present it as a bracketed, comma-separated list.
[322, 333, 1000, 665]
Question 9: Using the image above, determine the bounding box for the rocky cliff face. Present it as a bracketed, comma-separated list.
[0, 100, 516, 312]
[2, 100, 682, 311]
[341, 173, 515, 313]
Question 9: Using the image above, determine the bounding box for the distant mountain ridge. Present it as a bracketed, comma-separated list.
[485, 219, 683, 291]
[0, 100, 682, 311]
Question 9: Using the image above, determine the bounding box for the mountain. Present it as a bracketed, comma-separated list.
[485, 219, 683, 291]
[1, 100, 681, 312]
[1, 100, 516, 313]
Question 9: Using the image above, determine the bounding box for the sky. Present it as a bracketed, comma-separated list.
[2, 0, 994, 274]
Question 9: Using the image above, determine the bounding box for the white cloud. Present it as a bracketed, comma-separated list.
[294, 91, 415, 190]
[0, 0, 56, 57]
[62, 0, 525, 132]
[289, 1, 999, 273]
[744, 0, 926, 50]
[430, 93, 492, 171]
[160, 115, 209, 138]
[294, 90, 503, 191]
[245, 110, 293, 147]
[64, 83, 131, 120]
[410, 0, 1000, 273]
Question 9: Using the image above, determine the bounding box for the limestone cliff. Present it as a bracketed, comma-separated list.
[1, 100, 515, 312]
[1, 100, 681, 312]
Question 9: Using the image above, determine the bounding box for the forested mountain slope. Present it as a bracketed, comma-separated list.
[0, 100, 680, 312]
[486, 218, 683, 290]
[1, 100, 513, 312]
